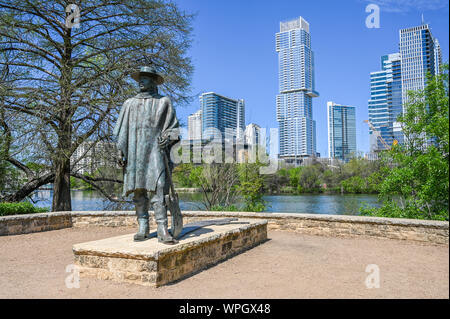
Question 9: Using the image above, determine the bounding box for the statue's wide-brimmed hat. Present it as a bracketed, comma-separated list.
[130, 66, 164, 85]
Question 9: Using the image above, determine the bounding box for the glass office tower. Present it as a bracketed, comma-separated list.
[400, 24, 442, 107]
[327, 102, 356, 162]
[276, 17, 319, 164]
[200, 92, 245, 140]
[368, 53, 403, 151]
[367, 23, 441, 153]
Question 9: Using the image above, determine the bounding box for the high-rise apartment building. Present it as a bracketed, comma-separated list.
[368, 53, 403, 151]
[200, 92, 245, 140]
[400, 24, 442, 108]
[71, 141, 118, 175]
[188, 109, 202, 140]
[327, 102, 356, 162]
[276, 17, 318, 164]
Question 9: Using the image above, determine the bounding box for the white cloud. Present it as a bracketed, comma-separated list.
[363, 0, 449, 13]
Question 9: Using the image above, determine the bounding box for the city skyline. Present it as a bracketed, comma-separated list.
[174, 0, 449, 157]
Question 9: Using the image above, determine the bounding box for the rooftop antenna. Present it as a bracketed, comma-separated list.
[421, 13, 425, 25]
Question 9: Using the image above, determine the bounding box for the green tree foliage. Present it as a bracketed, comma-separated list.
[70, 174, 95, 190]
[172, 162, 267, 212]
[237, 163, 266, 212]
[172, 163, 203, 188]
[298, 164, 322, 192]
[186, 163, 240, 211]
[263, 158, 386, 195]
[361, 65, 449, 221]
[341, 176, 366, 193]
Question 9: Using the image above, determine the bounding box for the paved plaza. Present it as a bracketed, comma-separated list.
[0, 227, 448, 298]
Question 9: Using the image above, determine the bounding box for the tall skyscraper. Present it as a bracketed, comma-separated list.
[200, 92, 245, 140]
[368, 53, 403, 151]
[276, 17, 318, 165]
[327, 102, 356, 162]
[400, 23, 442, 108]
[188, 109, 202, 140]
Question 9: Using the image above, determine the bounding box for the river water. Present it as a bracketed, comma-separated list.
[32, 190, 380, 216]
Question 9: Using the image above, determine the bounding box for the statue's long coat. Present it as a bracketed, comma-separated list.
[113, 92, 180, 196]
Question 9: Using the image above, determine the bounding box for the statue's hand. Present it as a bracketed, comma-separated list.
[118, 151, 127, 168]
[118, 157, 127, 168]
[158, 135, 169, 150]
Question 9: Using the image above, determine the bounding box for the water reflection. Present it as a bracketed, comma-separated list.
[32, 190, 379, 215]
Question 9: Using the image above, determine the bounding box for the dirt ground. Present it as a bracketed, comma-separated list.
[0, 226, 448, 299]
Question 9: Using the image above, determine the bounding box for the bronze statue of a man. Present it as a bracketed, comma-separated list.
[113, 66, 181, 244]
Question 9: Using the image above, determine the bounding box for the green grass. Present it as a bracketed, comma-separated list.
[0, 202, 49, 217]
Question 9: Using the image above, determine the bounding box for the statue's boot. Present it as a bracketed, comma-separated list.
[134, 218, 149, 241]
[154, 202, 178, 245]
[133, 191, 150, 241]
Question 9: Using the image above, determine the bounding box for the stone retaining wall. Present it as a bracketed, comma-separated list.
[1, 210, 448, 245]
[70, 211, 449, 245]
[0, 212, 72, 236]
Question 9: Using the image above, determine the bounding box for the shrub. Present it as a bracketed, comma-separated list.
[359, 201, 448, 221]
[0, 202, 49, 217]
[210, 205, 239, 212]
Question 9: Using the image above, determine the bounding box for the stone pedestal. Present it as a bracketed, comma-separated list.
[73, 219, 267, 287]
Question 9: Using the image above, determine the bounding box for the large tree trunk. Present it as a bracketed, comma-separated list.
[52, 121, 72, 211]
[52, 47, 73, 212]
[52, 158, 72, 211]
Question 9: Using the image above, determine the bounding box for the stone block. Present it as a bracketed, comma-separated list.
[73, 219, 267, 287]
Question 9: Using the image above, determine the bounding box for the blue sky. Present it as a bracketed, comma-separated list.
[174, 0, 449, 156]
